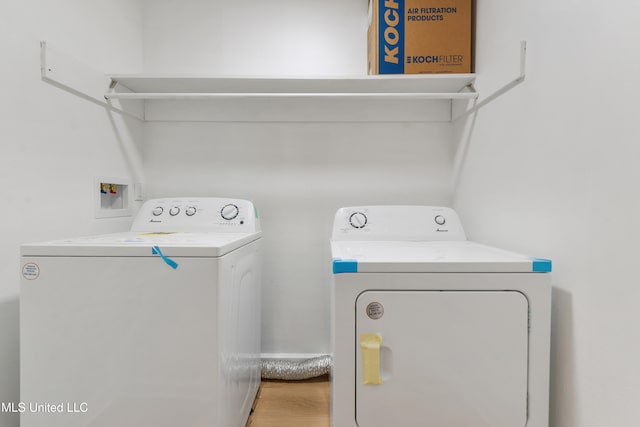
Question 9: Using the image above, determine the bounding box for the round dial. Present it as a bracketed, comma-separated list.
[221, 204, 239, 221]
[169, 206, 180, 216]
[152, 207, 163, 216]
[349, 212, 367, 229]
[185, 206, 197, 217]
[434, 215, 446, 226]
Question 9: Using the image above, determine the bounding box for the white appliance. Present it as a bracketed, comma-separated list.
[330, 206, 552, 427]
[20, 197, 262, 427]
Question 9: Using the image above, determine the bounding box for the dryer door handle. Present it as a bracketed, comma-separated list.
[379, 344, 393, 382]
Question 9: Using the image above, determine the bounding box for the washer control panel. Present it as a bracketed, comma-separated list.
[131, 197, 260, 232]
[332, 206, 467, 241]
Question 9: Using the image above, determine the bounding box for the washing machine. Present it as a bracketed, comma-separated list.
[330, 206, 552, 427]
[20, 197, 262, 427]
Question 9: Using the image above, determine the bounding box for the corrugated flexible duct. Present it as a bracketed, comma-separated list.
[261, 355, 332, 380]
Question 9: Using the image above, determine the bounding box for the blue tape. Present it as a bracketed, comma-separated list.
[532, 258, 552, 273]
[333, 259, 358, 274]
[152, 246, 178, 270]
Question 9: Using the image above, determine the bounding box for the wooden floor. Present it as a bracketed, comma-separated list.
[247, 376, 330, 427]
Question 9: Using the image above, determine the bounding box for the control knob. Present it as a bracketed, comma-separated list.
[434, 215, 446, 226]
[185, 206, 197, 217]
[152, 207, 163, 216]
[349, 212, 367, 229]
[221, 204, 239, 220]
[169, 206, 180, 216]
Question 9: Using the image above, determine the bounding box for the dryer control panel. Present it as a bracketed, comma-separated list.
[131, 197, 260, 233]
[331, 206, 466, 241]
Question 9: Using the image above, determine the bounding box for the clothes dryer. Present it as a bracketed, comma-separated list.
[330, 206, 551, 427]
[21, 197, 261, 427]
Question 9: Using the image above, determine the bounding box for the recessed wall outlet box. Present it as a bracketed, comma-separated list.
[94, 177, 132, 218]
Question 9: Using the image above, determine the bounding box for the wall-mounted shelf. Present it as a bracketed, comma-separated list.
[105, 74, 477, 122]
[41, 40, 526, 123]
[106, 74, 477, 100]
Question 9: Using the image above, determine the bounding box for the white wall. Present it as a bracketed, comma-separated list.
[454, 1, 640, 426]
[0, 1, 144, 425]
[141, 0, 455, 355]
[142, 0, 365, 76]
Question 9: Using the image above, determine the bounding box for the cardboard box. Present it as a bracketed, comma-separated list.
[368, 0, 472, 74]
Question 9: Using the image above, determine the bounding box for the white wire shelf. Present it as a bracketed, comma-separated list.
[105, 75, 478, 101]
[40, 40, 528, 122]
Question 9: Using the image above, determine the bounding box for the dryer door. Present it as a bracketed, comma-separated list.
[355, 291, 529, 427]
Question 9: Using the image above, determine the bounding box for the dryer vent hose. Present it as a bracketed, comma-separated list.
[261, 355, 332, 380]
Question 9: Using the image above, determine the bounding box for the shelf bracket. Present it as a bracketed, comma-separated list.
[453, 41, 527, 121]
[39, 41, 144, 121]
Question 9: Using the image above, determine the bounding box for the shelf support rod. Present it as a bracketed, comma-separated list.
[453, 41, 527, 121]
[40, 41, 144, 121]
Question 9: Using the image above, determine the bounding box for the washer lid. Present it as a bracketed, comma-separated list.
[21, 231, 261, 257]
[331, 240, 551, 273]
